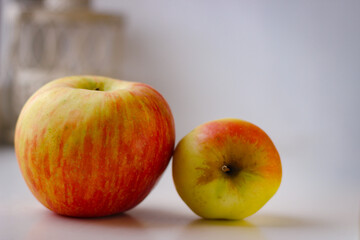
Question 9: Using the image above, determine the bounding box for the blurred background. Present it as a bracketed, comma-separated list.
[1, 0, 359, 187]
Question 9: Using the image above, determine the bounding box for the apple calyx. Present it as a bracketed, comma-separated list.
[221, 165, 231, 173]
[221, 163, 240, 177]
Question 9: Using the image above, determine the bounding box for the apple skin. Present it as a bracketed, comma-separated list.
[15, 76, 175, 217]
[172, 118, 281, 220]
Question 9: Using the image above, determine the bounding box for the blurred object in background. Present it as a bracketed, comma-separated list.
[0, 0, 123, 144]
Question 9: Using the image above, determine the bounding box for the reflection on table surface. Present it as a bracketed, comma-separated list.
[0, 146, 359, 240]
[11, 205, 350, 240]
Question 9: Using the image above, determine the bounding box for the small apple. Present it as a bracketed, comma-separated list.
[172, 118, 281, 220]
[15, 76, 175, 217]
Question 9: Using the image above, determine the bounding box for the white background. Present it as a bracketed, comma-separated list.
[93, 0, 360, 186]
[1, 0, 360, 239]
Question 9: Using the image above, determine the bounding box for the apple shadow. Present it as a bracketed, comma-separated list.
[179, 219, 265, 240]
[188, 218, 258, 227]
[128, 206, 195, 227]
[178, 213, 329, 240]
[59, 212, 143, 228]
[25, 206, 197, 240]
[25, 209, 149, 240]
[246, 213, 328, 228]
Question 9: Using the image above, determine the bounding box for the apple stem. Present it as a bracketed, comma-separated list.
[221, 165, 231, 173]
[95, 88, 100, 91]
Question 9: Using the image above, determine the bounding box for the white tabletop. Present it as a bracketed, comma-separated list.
[0, 146, 359, 240]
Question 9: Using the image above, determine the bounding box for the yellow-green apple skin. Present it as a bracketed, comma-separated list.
[172, 118, 281, 220]
[15, 76, 175, 217]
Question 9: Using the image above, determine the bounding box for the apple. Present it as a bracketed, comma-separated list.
[15, 76, 175, 217]
[172, 118, 281, 220]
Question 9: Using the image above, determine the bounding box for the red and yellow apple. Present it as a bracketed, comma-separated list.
[172, 118, 281, 220]
[15, 76, 175, 217]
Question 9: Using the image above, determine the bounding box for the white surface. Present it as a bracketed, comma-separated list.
[0, 146, 359, 240]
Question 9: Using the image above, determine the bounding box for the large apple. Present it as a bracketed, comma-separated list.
[15, 76, 175, 217]
[172, 118, 281, 220]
